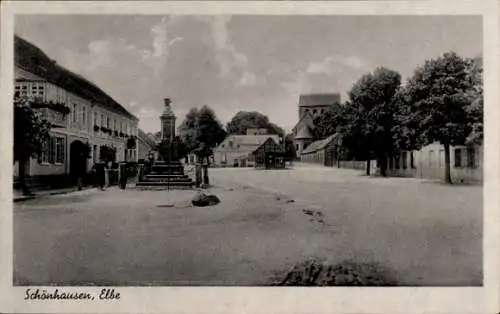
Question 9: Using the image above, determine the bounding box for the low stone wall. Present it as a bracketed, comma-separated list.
[338, 160, 367, 170]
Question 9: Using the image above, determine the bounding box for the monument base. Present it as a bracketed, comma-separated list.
[136, 160, 195, 189]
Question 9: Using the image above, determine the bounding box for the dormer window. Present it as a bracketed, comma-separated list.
[229, 141, 233, 148]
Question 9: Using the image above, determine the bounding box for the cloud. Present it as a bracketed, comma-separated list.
[306, 55, 369, 76]
[208, 16, 257, 87]
[238, 71, 257, 87]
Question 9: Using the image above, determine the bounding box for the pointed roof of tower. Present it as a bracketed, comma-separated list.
[295, 126, 314, 140]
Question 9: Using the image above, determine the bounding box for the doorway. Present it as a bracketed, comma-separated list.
[70, 140, 88, 183]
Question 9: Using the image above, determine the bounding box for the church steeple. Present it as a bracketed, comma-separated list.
[160, 98, 176, 141]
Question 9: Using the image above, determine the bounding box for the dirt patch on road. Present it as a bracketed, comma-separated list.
[271, 257, 398, 286]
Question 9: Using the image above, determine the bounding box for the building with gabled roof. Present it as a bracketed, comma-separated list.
[13, 36, 139, 189]
[213, 129, 280, 167]
[300, 133, 341, 166]
[251, 137, 285, 169]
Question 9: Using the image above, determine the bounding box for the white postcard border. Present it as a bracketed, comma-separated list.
[1, 1, 498, 313]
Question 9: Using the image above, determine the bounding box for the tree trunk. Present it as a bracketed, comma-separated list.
[18, 157, 31, 196]
[444, 143, 452, 184]
[365, 159, 370, 176]
[379, 154, 387, 177]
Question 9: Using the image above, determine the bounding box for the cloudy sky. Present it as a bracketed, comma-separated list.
[15, 15, 482, 133]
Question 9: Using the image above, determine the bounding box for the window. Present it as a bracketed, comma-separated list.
[410, 152, 415, 169]
[82, 106, 87, 126]
[100, 114, 104, 126]
[429, 150, 434, 168]
[467, 147, 476, 168]
[39, 137, 65, 164]
[107, 117, 110, 128]
[454, 148, 462, 167]
[94, 112, 98, 125]
[313, 109, 317, 115]
[55, 137, 65, 163]
[296, 144, 299, 151]
[72, 104, 78, 123]
[114, 119, 117, 131]
[229, 141, 233, 148]
[321, 109, 325, 114]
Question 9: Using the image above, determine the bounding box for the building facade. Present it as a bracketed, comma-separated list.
[213, 129, 280, 167]
[383, 143, 483, 184]
[13, 36, 138, 182]
[336, 142, 483, 184]
[300, 134, 340, 167]
[298, 93, 341, 119]
[252, 137, 285, 169]
[137, 129, 157, 162]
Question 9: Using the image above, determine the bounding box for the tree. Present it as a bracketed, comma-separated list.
[157, 136, 188, 162]
[177, 107, 199, 153]
[400, 52, 481, 183]
[177, 105, 226, 161]
[311, 107, 342, 140]
[345, 67, 402, 176]
[283, 133, 297, 160]
[226, 111, 284, 136]
[465, 56, 483, 145]
[14, 96, 52, 195]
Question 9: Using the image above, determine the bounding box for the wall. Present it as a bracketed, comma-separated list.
[295, 138, 313, 156]
[299, 105, 332, 120]
[387, 143, 483, 184]
[213, 151, 253, 167]
[14, 67, 139, 182]
[336, 142, 483, 184]
[137, 137, 154, 161]
[338, 160, 368, 170]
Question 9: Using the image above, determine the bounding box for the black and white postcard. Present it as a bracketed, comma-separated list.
[1, 1, 499, 313]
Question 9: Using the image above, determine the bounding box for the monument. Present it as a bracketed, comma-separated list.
[136, 98, 195, 189]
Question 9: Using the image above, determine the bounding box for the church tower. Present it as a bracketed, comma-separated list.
[160, 98, 176, 142]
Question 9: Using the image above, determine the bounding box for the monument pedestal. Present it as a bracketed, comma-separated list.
[135, 98, 195, 189]
[136, 161, 195, 189]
